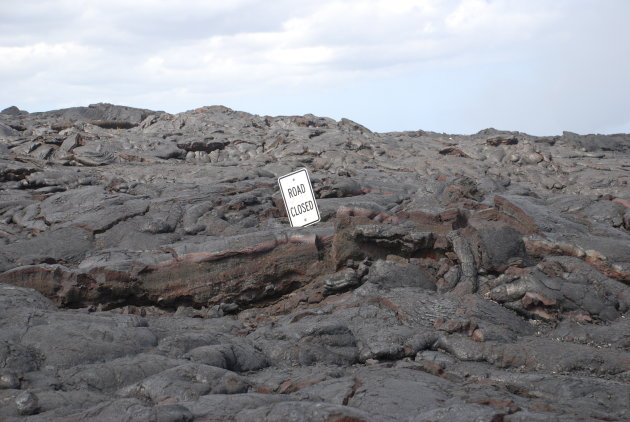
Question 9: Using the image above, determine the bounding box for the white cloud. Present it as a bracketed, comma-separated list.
[125, 0, 556, 89]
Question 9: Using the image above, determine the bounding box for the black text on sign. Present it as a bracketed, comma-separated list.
[278, 168, 320, 227]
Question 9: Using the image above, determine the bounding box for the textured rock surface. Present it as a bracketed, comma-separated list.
[0, 103, 629, 421]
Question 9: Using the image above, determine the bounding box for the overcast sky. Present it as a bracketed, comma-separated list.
[1, 0, 629, 134]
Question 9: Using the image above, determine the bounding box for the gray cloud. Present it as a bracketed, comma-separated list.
[1, 0, 629, 134]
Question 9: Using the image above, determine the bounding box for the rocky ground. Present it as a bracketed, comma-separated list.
[0, 103, 629, 421]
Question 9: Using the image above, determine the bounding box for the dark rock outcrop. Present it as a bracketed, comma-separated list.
[0, 104, 628, 421]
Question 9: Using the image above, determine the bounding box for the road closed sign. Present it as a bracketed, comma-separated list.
[278, 168, 320, 227]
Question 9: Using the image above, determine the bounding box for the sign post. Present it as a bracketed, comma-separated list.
[278, 168, 320, 227]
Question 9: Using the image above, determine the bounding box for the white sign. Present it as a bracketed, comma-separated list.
[278, 168, 320, 227]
